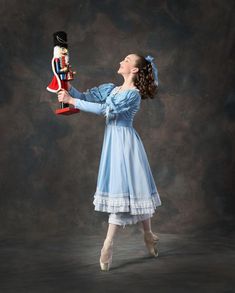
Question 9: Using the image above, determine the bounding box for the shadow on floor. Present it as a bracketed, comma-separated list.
[0, 228, 234, 293]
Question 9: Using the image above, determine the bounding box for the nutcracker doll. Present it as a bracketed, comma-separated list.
[47, 31, 80, 115]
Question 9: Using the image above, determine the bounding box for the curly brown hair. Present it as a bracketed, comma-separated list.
[133, 54, 158, 99]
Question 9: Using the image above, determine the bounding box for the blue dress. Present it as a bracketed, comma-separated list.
[68, 83, 162, 227]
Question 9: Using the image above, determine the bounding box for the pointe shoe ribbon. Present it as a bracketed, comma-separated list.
[144, 231, 159, 258]
[152, 232, 160, 242]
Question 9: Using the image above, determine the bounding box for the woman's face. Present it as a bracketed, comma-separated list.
[117, 54, 139, 76]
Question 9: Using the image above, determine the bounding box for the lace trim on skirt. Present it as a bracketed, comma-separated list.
[93, 190, 161, 215]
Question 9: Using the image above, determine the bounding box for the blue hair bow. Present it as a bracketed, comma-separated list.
[145, 55, 159, 86]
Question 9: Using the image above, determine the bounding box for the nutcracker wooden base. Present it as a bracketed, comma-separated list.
[55, 107, 80, 115]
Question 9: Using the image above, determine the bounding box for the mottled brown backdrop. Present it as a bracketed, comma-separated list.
[0, 0, 234, 238]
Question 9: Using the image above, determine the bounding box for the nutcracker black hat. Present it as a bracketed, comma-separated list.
[53, 31, 68, 48]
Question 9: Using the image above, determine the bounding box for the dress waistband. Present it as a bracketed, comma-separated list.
[106, 120, 133, 127]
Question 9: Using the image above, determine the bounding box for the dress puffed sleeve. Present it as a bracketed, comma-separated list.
[73, 89, 141, 124]
[68, 83, 115, 103]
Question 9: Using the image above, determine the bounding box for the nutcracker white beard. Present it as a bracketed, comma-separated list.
[53, 45, 69, 61]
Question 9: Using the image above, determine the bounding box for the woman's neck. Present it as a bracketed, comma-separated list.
[120, 77, 136, 90]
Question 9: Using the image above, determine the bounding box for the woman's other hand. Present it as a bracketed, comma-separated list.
[57, 89, 75, 106]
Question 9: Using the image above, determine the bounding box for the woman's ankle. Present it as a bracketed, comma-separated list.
[144, 230, 153, 235]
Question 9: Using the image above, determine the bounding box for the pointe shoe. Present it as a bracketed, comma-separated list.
[144, 231, 159, 258]
[99, 237, 113, 271]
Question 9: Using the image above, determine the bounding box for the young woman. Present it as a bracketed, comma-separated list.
[57, 53, 162, 271]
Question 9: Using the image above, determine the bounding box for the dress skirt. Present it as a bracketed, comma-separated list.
[93, 120, 162, 228]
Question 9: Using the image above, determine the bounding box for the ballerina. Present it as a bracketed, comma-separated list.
[57, 53, 162, 271]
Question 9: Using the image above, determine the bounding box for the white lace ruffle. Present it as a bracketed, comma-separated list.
[93, 191, 161, 215]
[108, 213, 153, 227]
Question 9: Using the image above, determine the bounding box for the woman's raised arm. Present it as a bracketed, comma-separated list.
[68, 83, 116, 103]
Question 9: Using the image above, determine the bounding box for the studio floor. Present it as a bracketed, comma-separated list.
[0, 228, 234, 293]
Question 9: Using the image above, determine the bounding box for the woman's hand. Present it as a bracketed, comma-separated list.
[57, 89, 75, 106]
